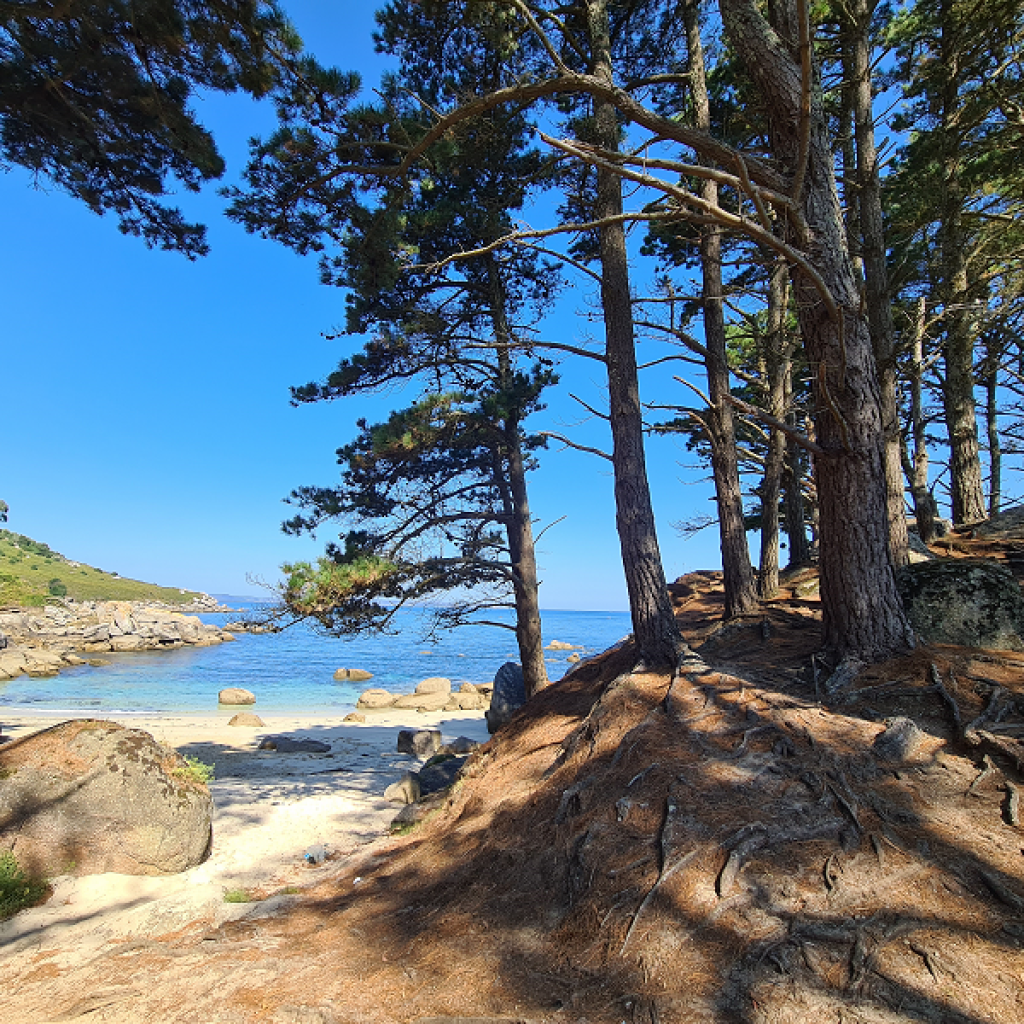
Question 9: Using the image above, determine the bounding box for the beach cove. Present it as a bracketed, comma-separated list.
[0, 606, 632, 973]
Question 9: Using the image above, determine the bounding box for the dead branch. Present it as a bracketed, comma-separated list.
[539, 431, 612, 461]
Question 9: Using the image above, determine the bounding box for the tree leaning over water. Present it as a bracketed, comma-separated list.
[228, 4, 558, 696]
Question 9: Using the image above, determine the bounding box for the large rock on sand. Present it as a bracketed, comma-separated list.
[0, 720, 212, 877]
[356, 688, 397, 710]
[896, 559, 1024, 650]
[393, 691, 449, 712]
[415, 676, 451, 695]
[228, 712, 265, 727]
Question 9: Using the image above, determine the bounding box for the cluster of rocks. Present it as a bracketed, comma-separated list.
[0, 601, 237, 681]
[384, 728, 482, 828]
[356, 675, 493, 714]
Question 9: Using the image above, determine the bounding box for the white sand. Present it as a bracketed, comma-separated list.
[0, 707, 490, 962]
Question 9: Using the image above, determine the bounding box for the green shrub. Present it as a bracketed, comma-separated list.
[223, 888, 254, 903]
[0, 851, 48, 920]
[172, 755, 215, 784]
[48, 578, 67, 596]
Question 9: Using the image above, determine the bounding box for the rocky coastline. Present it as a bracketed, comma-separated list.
[0, 597, 238, 681]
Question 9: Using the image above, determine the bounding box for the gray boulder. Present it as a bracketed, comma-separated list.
[384, 772, 421, 805]
[896, 559, 1024, 650]
[418, 755, 467, 796]
[486, 661, 525, 734]
[442, 736, 481, 755]
[0, 720, 212, 877]
[257, 736, 331, 753]
[397, 728, 441, 758]
[872, 717, 927, 763]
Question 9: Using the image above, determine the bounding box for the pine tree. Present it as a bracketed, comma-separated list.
[886, 0, 1024, 525]
[228, 2, 559, 695]
[0, 1, 295, 256]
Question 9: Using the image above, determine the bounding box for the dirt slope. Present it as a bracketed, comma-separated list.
[2, 569, 1024, 1023]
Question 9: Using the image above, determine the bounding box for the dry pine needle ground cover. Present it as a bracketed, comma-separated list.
[3, 562, 1024, 1024]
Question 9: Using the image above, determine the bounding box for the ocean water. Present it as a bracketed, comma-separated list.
[0, 607, 633, 715]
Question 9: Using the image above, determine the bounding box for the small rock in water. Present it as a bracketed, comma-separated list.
[218, 687, 255, 706]
[334, 667, 373, 682]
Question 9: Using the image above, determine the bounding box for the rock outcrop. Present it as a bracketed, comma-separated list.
[0, 600, 238, 682]
[896, 559, 1024, 650]
[0, 720, 212, 877]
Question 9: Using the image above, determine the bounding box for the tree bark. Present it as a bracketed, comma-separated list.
[759, 259, 791, 598]
[984, 333, 1002, 516]
[486, 254, 549, 697]
[587, 0, 688, 666]
[683, 0, 759, 618]
[901, 296, 941, 543]
[937, 0, 987, 526]
[720, 0, 914, 661]
[846, 0, 909, 565]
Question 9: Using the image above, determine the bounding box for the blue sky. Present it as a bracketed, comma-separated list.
[2, 2, 724, 610]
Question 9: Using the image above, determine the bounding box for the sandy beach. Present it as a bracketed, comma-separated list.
[0, 707, 490, 965]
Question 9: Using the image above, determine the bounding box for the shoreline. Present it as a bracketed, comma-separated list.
[0, 706, 490, 959]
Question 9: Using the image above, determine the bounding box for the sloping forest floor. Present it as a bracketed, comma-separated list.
[3, 534, 1024, 1023]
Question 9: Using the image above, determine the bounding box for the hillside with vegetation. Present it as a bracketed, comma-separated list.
[0, 530, 204, 608]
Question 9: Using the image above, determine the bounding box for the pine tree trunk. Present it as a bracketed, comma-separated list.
[486, 255, 549, 697]
[847, 0, 909, 565]
[720, 0, 914, 662]
[984, 336, 1002, 517]
[684, 0, 759, 619]
[902, 297, 941, 543]
[759, 261, 791, 599]
[587, 0, 687, 666]
[937, 0, 987, 526]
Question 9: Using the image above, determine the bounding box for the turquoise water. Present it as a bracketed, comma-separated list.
[0, 608, 632, 714]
